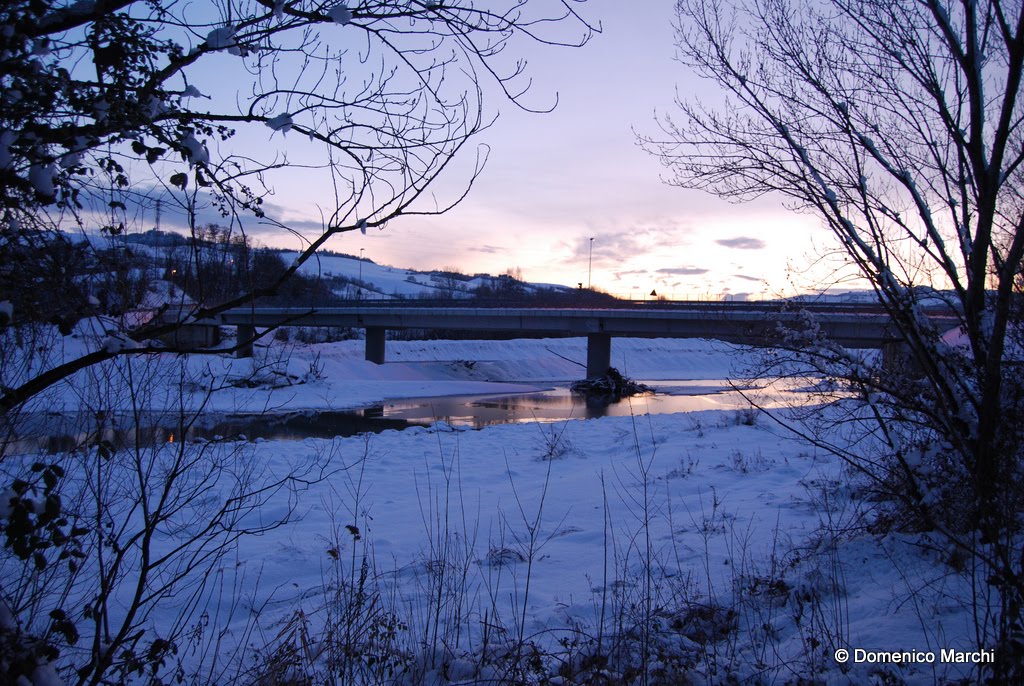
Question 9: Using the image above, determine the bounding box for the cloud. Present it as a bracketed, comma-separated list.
[565, 221, 693, 263]
[469, 244, 502, 254]
[656, 267, 709, 276]
[716, 236, 766, 250]
[732, 273, 763, 282]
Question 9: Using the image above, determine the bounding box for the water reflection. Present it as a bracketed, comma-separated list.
[3, 408, 428, 455]
[6, 379, 794, 454]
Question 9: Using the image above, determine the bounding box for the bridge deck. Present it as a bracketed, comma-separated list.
[211, 303, 961, 377]
[218, 305, 918, 347]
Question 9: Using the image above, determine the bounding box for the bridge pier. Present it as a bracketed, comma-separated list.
[882, 341, 918, 374]
[586, 333, 611, 379]
[366, 326, 386, 364]
[236, 324, 255, 358]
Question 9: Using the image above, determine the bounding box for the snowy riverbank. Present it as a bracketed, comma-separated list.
[4, 334, 984, 684]
[27, 328, 745, 415]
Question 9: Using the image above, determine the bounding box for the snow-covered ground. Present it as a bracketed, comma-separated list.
[4, 333, 989, 684]
[230, 405, 977, 685]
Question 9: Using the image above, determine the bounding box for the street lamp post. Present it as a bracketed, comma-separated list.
[588, 237, 594, 289]
[357, 248, 365, 299]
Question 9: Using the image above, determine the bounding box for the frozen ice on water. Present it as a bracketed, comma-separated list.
[266, 113, 293, 133]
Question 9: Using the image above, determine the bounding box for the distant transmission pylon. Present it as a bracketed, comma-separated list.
[153, 199, 162, 232]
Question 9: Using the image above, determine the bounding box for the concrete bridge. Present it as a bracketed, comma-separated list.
[218, 302, 960, 378]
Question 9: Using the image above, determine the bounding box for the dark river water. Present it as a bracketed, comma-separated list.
[7, 380, 779, 454]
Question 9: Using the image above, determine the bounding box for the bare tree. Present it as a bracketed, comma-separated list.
[0, 0, 597, 412]
[644, 0, 1024, 680]
[0, 2, 596, 682]
[0, 352, 330, 684]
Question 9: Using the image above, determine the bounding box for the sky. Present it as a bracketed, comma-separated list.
[347, 0, 832, 300]
[149, 1, 838, 299]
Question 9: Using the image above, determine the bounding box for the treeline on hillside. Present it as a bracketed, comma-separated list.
[0, 232, 150, 332]
[423, 266, 621, 306]
[0, 227, 621, 332]
[0, 227, 340, 329]
[159, 225, 338, 307]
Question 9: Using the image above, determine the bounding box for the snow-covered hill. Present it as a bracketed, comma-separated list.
[281, 250, 573, 300]
[104, 227, 574, 300]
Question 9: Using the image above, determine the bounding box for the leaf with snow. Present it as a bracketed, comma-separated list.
[180, 131, 209, 166]
[182, 85, 207, 98]
[60, 151, 82, 169]
[146, 95, 169, 118]
[101, 334, 138, 354]
[206, 26, 236, 51]
[0, 130, 16, 168]
[31, 661, 63, 686]
[328, 3, 352, 25]
[67, 0, 97, 14]
[0, 488, 14, 519]
[266, 113, 293, 134]
[93, 98, 110, 122]
[29, 163, 57, 198]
